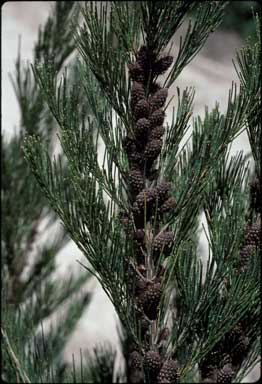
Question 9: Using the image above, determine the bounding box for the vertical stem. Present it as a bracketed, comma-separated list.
[145, 220, 158, 347]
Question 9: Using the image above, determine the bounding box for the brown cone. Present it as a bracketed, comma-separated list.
[144, 139, 162, 161]
[135, 118, 151, 138]
[156, 181, 172, 202]
[140, 282, 162, 320]
[250, 177, 261, 213]
[231, 335, 249, 364]
[129, 167, 144, 195]
[149, 109, 165, 128]
[153, 56, 173, 76]
[245, 221, 260, 247]
[128, 63, 145, 83]
[144, 351, 162, 381]
[216, 364, 234, 384]
[149, 88, 168, 111]
[149, 125, 165, 141]
[131, 82, 146, 109]
[152, 231, 175, 258]
[134, 99, 150, 120]
[135, 188, 158, 211]
[157, 359, 179, 383]
[128, 351, 144, 384]
[236, 244, 254, 273]
[160, 197, 176, 214]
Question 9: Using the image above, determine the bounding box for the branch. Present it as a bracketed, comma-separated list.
[1, 327, 31, 383]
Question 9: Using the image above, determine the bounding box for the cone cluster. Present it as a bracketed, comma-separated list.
[130, 350, 143, 369]
[125, 45, 173, 182]
[244, 221, 260, 247]
[124, 42, 260, 384]
[122, 46, 176, 320]
[129, 350, 179, 384]
[122, 44, 178, 383]
[143, 351, 179, 384]
[128, 350, 144, 384]
[216, 364, 234, 384]
[132, 181, 175, 229]
[201, 191, 261, 382]
[140, 282, 162, 320]
[236, 179, 261, 273]
[236, 216, 261, 273]
[200, 322, 250, 383]
[249, 177, 261, 214]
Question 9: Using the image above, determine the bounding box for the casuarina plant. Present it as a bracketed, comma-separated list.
[1, 3, 95, 383]
[4, 1, 261, 383]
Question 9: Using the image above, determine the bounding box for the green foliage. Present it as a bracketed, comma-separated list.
[17, 1, 261, 383]
[163, 1, 228, 86]
[220, 1, 260, 39]
[233, 13, 261, 176]
[84, 345, 123, 383]
[74, 1, 134, 128]
[1, 2, 99, 383]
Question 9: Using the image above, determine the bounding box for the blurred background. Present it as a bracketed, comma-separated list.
[1, 1, 260, 382]
[219, 1, 259, 39]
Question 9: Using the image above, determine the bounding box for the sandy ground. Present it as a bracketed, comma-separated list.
[1, 2, 260, 382]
